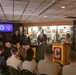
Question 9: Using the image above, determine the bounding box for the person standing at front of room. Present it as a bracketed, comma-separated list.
[11, 30, 20, 47]
[37, 29, 47, 44]
[64, 33, 72, 44]
[20, 30, 31, 50]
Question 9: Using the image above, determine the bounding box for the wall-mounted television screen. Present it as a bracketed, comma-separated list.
[0, 24, 13, 32]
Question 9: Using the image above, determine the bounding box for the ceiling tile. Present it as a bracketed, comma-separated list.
[0, 0, 75, 23]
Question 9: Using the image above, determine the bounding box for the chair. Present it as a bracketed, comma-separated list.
[54, 61, 63, 67]
[7, 66, 19, 75]
[40, 74, 47, 75]
[0, 67, 7, 75]
[0, 67, 2, 75]
[21, 69, 34, 75]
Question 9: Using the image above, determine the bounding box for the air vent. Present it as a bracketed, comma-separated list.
[38, 0, 61, 15]
[8, 20, 19, 23]
[15, 0, 26, 1]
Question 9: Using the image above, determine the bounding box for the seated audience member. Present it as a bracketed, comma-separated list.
[0, 45, 7, 72]
[6, 47, 22, 71]
[0, 41, 2, 46]
[4, 42, 12, 60]
[25, 44, 30, 51]
[16, 43, 30, 61]
[62, 51, 76, 75]
[0, 33, 7, 47]
[38, 49, 61, 75]
[22, 48, 37, 74]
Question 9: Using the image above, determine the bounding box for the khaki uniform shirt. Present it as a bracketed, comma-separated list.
[6, 55, 22, 70]
[62, 64, 76, 75]
[22, 60, 37, 73]
[38, 59, 61, 75]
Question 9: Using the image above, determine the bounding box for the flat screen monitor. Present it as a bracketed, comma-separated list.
[0, 24, 13, 32]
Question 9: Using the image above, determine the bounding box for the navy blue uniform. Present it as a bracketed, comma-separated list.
[0, 55, 7, 71]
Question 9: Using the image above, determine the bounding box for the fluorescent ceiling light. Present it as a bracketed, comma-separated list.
[61, 6, 65, 9]
[44, 16, 47, 18]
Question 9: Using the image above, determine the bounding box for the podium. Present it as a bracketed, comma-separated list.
[52, 43, 71, 65]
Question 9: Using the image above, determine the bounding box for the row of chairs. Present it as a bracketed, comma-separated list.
[0, 66, 34, 75]
[0, 66, 47, 75]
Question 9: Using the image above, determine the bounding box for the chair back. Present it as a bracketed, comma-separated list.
[0, 67, 2, 75]
[40, 74, 47, 75]
[0, 67, 6, 75]
[7, 66, 19, 75]
[21, 69, 34, 75]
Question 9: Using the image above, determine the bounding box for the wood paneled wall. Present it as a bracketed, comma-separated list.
[22, 21, 73, 26]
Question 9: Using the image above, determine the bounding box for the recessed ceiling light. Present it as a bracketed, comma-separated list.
[61, 6, 65, 9]
[44, 16, 47, 18]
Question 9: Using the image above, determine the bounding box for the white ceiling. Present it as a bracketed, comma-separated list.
[0, 0, 76, 23]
